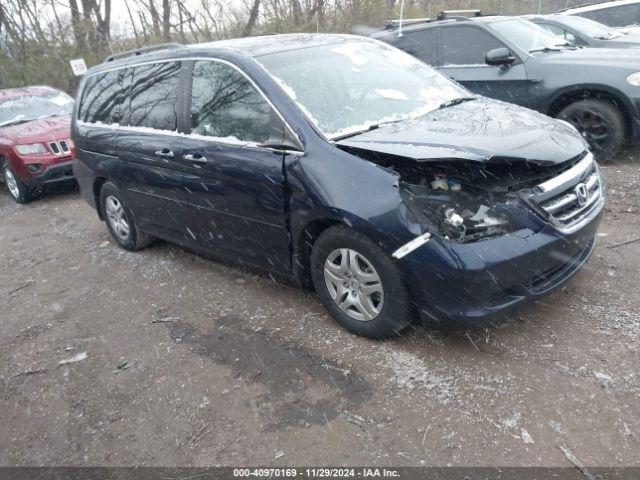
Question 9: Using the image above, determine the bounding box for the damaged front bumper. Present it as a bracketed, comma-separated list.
[398, 205, 602, 329]
[389, 151, 605, 329]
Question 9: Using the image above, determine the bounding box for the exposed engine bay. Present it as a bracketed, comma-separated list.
[338, 145, 584, 243]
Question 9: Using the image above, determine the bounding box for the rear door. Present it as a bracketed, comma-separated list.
[115, 61, 189, 241]
[177, 59, 296, 274]
[437, 25, 531, 107]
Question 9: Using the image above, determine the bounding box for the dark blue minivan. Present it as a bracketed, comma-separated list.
[72, 34, 604, 338]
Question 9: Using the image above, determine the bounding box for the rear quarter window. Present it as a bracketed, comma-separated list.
[78, 70, 126, 124]
[395, 28, 438, 66]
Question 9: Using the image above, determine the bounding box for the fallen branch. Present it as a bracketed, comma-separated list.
[12, 367, 48, 378]
[8, 281, 34, 296]
[149, 317, 180, 324]
[608, 237, 640, 249]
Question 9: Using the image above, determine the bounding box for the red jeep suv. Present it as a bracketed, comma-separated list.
[0, 86, 74, 203]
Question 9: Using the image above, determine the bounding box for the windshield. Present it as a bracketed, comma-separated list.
[0, 90, 73, 127]
[491, 18, 571, 52]
[558, 15, 624, 39]
[258, 39, 468, 139]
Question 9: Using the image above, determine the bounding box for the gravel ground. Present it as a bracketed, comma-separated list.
[0, 152, 639, 467]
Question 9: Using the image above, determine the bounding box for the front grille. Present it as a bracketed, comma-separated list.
[531, 153, 603, 233]
[48, 139, 71, 155]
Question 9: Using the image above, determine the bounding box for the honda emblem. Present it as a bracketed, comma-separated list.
[575, 183, 589, 206]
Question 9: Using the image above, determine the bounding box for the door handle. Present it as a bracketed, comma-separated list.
[184, 153, 208, 164]
[155, 149, 174, 158]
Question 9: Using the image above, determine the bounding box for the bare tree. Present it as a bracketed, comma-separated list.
[242, 0, 261, 36]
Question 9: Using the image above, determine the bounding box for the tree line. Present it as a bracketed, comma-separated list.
[1, 0, 589, 94]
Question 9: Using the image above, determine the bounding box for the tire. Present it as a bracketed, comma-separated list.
[557, 99, 625, 162]
[99, 182, 153, 251]
[3, 165, 31, 204]
[310, 225, 414, 339]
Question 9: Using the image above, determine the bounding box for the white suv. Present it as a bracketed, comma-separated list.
[559, 0, 640, 34]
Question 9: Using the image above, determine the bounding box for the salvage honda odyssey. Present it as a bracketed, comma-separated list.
[72, 35, 604, 338]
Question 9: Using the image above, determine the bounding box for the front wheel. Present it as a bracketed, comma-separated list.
[310, 226, 414, 339]
[557, 99, 625, 162]
[99, 182, 153, 251]
[3, 166, 31, 204]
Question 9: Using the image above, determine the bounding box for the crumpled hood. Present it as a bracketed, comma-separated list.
[0, 115, 71, 145]
[336, 97, 587, 165]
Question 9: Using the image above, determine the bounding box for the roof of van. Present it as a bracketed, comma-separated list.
[191, 33, 358, 57]
[99, 33, 363, 70]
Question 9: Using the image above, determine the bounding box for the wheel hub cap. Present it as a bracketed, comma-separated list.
[323, 248, 384, 322]
[105, 195, 130, 240]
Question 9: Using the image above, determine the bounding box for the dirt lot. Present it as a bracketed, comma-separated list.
[0, 152, 639, 468]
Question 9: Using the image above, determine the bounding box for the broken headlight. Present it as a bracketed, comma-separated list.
[439, 201, 512, 242]
[401, 186, 514, 243]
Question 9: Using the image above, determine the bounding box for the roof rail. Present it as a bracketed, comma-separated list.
[436, 9, 482, 20]
[104, 43, 183, 63]
[385, 17, 433, 29]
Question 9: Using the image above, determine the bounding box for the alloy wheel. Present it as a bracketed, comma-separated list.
[566, 108, 612, 155]
[4, 169, 20, 199]
[323, 248, 384, 322]
[105, 195, 131, 240]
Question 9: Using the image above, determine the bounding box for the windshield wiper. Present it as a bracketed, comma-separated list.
[331, 116, 413, 141]
[437, 97, 477, 110]
[331, 124, 382, 141]
[529, 46, 564, 53]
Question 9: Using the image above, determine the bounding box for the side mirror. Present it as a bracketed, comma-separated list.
[485, 47, 516, 67]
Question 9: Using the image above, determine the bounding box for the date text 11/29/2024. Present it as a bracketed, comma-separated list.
[233, 468, 401, 477]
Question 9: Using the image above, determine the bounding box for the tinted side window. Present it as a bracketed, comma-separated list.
[396, 29, 438, 65]
[78, 70, 124, 124]
[581, 5, 640, 27]
[537, 23, 579, 44]
[129, 61, 181, 131]
[190, 61, 273, 143]
[441, 26, 504, 66]
[537, 22, 565, 36]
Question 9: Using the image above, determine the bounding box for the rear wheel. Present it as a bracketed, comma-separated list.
[557, 99, 625, 162]
[3, 166, 31, 204]
[99, 182, 153, 250]
[310, 226, 413, 339]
